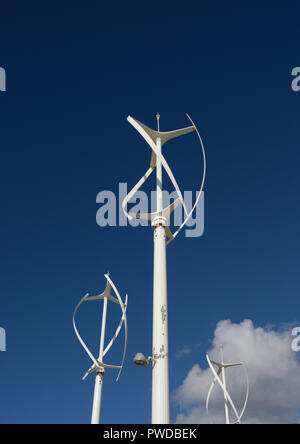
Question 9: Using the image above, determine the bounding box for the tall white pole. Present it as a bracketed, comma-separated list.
[151, 127, 170, 424]
[91, 294, 108, 424]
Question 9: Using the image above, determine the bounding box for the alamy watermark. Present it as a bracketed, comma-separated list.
[291, 67, 300, 92]
[96, 184, 205, 238]
[291, 327, 300, 352]
[0, 327, 6, 351]
[0, 67, 6, 92]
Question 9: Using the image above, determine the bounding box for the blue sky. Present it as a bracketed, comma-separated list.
[0, 1, 300, 424]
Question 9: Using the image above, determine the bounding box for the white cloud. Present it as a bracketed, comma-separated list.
[174, 319, 300, 424]
[175, 346, 192, 359]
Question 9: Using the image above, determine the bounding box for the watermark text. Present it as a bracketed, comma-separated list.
[0, 67, 6, 92]
[291, 67, 300, 92]
[291, 327, 300, 352]
[0, 327, 6, 351]
[96, 184, 205, 238]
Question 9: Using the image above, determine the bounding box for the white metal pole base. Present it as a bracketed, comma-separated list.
[152, 225, 170, 424]
[91, 369, 104, 424]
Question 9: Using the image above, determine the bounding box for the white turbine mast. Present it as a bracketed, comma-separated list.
[73, 273, 128, 424]
[123, 113, 206, 424]
[206, 346, 249, 424]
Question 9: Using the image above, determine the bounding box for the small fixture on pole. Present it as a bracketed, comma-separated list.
[122, 113, 206, 424]
[73, 273, 128, 424]
[133, 353, 156, 367]
[206, 346, 249, 424]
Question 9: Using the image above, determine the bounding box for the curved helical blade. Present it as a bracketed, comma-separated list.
[166, 114, 206, 245]
[125, 116, 189, 219]
[238, 364, 249, 422]
[102, 293, 128, 359]
[72, 275, 128, 382]
[206, 367, 222, 416]
[73, 293, 105, 373]
[122, 166, 155, 221]
[151, 142, 189, 218]
[206, 354, 241, 423]
[103, 274, 128, 381]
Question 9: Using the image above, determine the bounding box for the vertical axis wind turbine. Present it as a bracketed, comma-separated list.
[73, 273, 128, 424]
[122, 113, 206, 424]
[206, 346, 249, 424]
